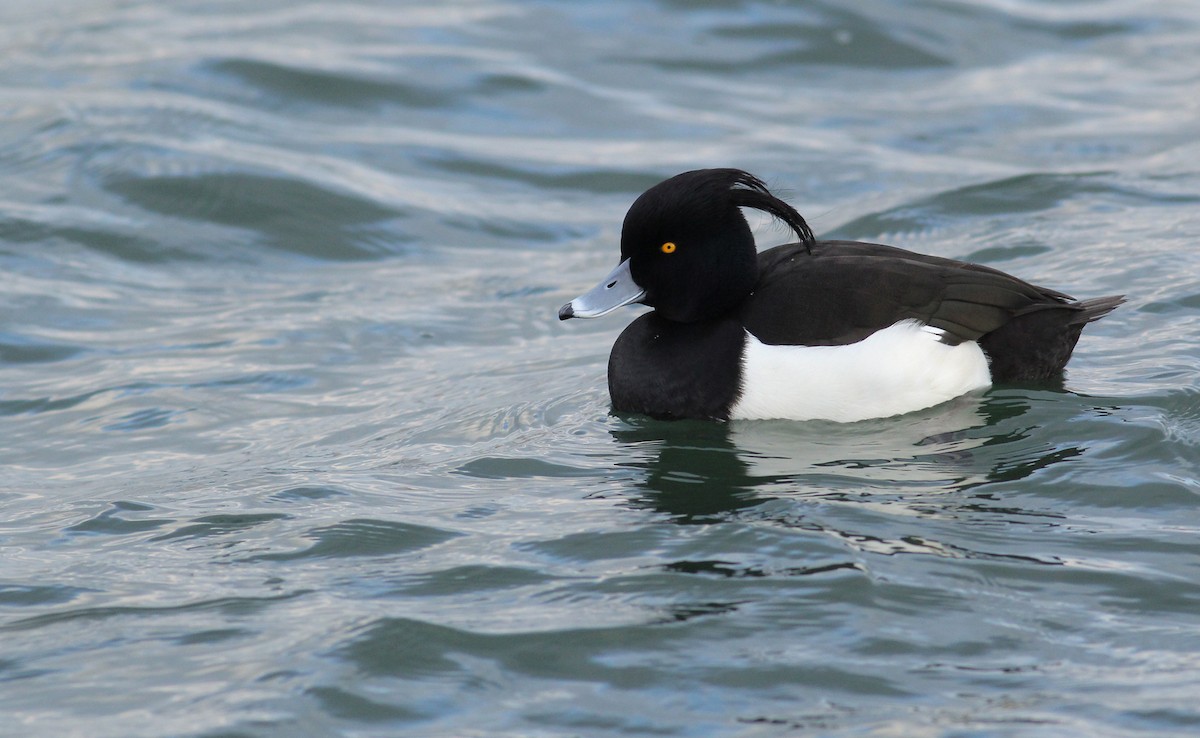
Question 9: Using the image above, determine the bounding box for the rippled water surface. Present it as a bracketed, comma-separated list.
[3, 1, 1200, 736]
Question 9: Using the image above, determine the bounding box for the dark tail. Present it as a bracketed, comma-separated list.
[1071, 295, 1125, 325]
[982, 293, 1124, 381]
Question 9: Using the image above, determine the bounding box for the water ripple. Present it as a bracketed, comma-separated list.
[2, 0, 1200, 736]
[249, 519, 461, 562]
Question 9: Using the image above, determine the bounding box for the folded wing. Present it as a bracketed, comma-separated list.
[741, 240, 1078, 347]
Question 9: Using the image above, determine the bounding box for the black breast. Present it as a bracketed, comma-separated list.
[607, 313, 746, 421]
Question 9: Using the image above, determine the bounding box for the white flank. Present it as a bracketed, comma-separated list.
[729, 319, 992, 422]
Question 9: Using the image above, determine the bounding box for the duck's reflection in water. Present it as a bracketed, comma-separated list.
[611, 391, 1080, 527]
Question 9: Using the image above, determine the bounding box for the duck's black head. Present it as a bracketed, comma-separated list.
[560, 169, 813, 324]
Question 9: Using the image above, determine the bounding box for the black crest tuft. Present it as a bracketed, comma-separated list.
[722, 170, 814, 248]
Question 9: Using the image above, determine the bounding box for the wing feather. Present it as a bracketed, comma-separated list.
[741, 241, 1076, 347]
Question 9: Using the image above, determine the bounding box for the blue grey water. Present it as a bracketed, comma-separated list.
[1, 1, 1199, 736]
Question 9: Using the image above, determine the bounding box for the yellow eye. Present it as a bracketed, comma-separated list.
[660, 241, 677, 254]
